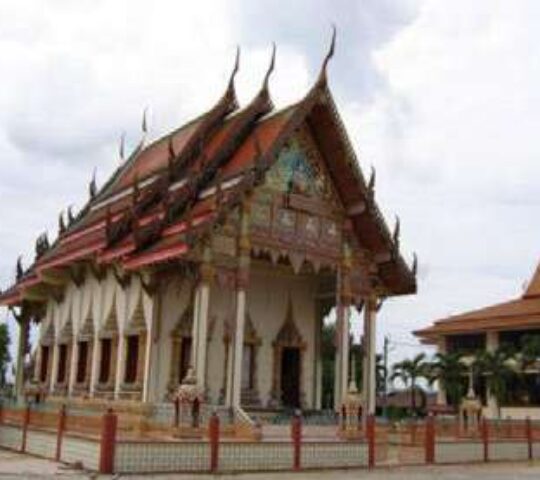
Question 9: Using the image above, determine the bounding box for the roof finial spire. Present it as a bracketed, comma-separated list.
[227, 46, 240, 91]
[262, 43, 276, 90]
[318, 24, 337, 84]
[89, 167, 98, 200]
[141, 107, 148, 136]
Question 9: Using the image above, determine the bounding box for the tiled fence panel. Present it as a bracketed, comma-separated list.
[302, 442, 368, 468]
[0, 425, 22, 450]
[220, 442, 293, 471]
[61, 436, 100, 470]
[533, 442, 540, 459]
[435, 441, 484, 463]
[115, 442, 210, 473]
[490, 441, 529, 461]
[26, 430, 56, 458]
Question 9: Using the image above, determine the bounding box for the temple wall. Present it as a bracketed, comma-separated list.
[244, 267, 318, 408]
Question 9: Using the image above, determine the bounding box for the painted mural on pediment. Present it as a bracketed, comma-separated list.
[264, 127, 338, 205]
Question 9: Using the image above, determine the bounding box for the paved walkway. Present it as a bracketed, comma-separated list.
[1, 448, 540, 479]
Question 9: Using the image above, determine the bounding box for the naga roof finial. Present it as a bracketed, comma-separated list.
[368, 166, 376, 197]
[393, 215, 401, 246]
[89, 167, 98, 200]
[119, 132, 126, 162]
[141, 107, 149, 146]
[317, 24, 337, 85]
[58, 211, 66, 234]
[16, 256, 23, 281]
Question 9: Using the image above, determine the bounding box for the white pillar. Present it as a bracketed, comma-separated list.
[190, 288, 201, 372]
[340, 305, 351, 403]
[225, 339, 234, 406]
[437, 337, 447, 405]
[50, 342, 59, 394]
[486, 330, 499, 416]
[362, 298, 377, 417]
[114, 333, 126, 399]
[314, 312, 323, 410]
[68, 338, 78, 396]
[142, 315, 154, 402]
[14, 318, 27, 401]
[89, 334, 100, 397]
[231, 289, 246, 407]
[195, 282, 210, 391]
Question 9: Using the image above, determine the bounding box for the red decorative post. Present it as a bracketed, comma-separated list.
[55, 404, 67, 461]
[367, 414, 375, 469]
[526, 417, 532, 461]
[291, 412, 302, 471]
[481, 417, 489, 462]
[99, 408, 118, 474]
[209, 412, 220, 472]
[425, 413, 435, 464]
[21, 404, 31, 453]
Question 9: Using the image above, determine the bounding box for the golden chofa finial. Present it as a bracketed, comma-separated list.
[317, 24, 337, 84]
[262, 42, 276, 91]
[228, 46, 240, 90]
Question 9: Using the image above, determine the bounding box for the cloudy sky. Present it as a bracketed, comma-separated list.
[0, 0, 539, 370]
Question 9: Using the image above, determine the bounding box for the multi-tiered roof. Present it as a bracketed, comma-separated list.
[0, 32, 417, 307]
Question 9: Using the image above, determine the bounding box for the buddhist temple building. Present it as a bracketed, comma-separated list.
[415, 262, 540, 419]
[0, 35, 416, 424]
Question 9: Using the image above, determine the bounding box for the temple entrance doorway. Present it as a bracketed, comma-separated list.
[280, 347, 300, 408]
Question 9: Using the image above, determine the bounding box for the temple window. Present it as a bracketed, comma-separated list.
[39, 345, 49, 382]
[57, 344, 68, 383]
[124, 334, 139, 384]
[99, 338, 112, 384]
[76, 341, 88, 383]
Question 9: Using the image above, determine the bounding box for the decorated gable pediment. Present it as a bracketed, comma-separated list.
[250, 125, 344, 269]
[264, 126, 339, 204]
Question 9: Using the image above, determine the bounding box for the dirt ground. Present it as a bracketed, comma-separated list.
[1, 448, 540, 479]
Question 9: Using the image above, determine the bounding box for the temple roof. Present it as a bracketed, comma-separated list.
[0, 36, 417, 307]
[415, 261, 540, 342]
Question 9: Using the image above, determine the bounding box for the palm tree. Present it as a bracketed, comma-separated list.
[475, 347, 517, 418]
[428, 351, 467, 408]
[391, 353, 429, 413]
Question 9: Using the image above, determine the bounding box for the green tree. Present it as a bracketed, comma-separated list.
[520, 334, 540, 370]
[428, 351, 467, 407]
[475, 347, 517, 418]
[0, 323, 11, 387]
[391, 353, 429, 413]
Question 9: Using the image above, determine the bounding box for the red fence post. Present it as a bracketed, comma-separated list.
[209, 412, 220, 472]
[367, 414, 375, 469]
[481, 417, 489, 462]
[425, 413, 435, 464]
[291, 413, 302, 471]
[99, 408, 118, 474]
[21, 404, 30, 453]
[55, 404, 67, 461]
[526, 417, 532, 461]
